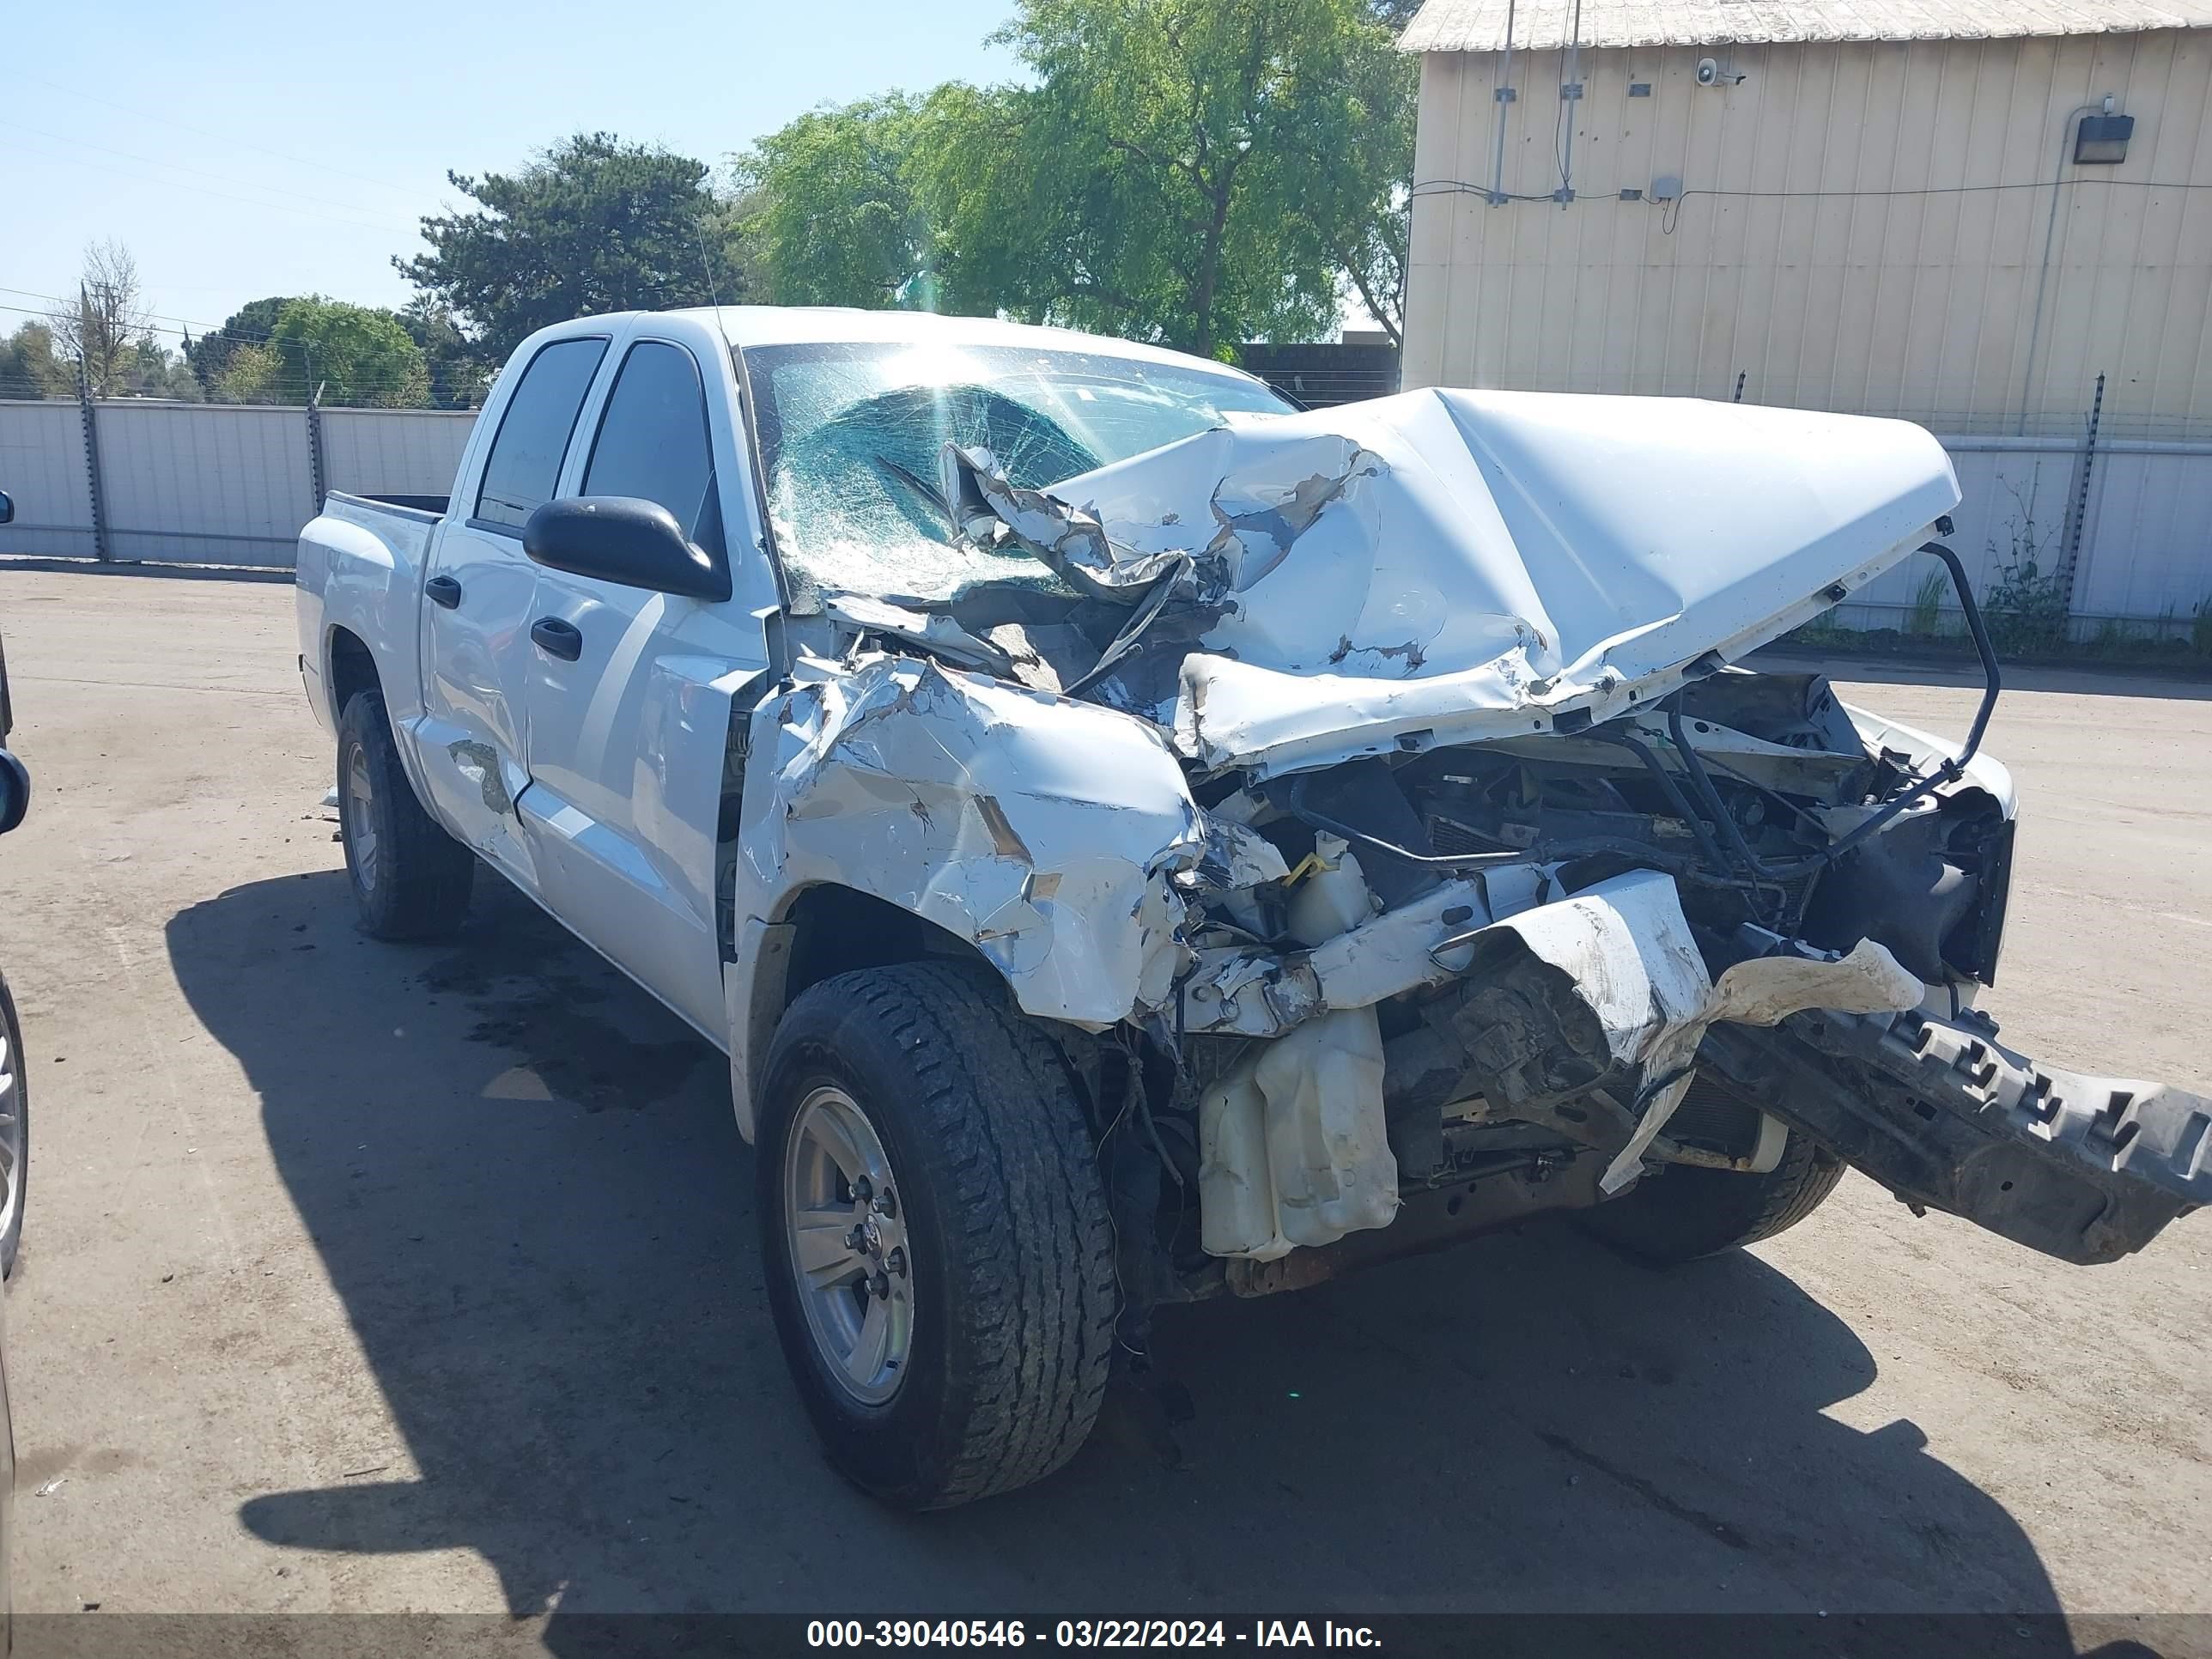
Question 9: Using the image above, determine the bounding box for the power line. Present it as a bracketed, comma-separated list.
[2, 291, 410, 357]
[1, 118, 422, 230]
[1411, 172, 2212, 236]
[15, 70, 430, 199]
[9, 133, 422, 238]
[0, 301, 457, 398]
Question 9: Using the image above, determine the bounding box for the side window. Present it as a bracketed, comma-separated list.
[581, 341, 725, 556]
[472, 337, 609, 531]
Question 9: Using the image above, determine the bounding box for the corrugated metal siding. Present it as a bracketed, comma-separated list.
[0, 400, 95, 557]
[320, 409, 474, 498]
[1406, 32, 2212, 436]
[1402, 0, 2212, 53]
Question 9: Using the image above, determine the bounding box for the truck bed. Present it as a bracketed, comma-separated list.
[337, 492, 449, 520]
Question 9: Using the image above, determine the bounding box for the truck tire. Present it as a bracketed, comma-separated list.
[1580, 1127, 1847, 1266]
[337, 690, 473, 941]
[0, 969, 27, 1280]
[757, 961, 1116, 1510]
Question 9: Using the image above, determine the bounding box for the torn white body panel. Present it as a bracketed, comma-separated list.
[736, 652, 1206, 1030]
[1431, 869, 1919, 1194]
[959, 389, 1959, 776]
[1186, 866, 1927, 1256]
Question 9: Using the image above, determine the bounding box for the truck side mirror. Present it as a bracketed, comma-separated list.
[0, 749, 28, 836]
[0, 490, 14, 526]
[521, 496, 731, 603]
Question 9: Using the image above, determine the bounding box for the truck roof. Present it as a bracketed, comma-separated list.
[605, 305, 1269, 387]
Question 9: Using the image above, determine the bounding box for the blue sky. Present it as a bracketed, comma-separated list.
[5, 0, 1022, 348]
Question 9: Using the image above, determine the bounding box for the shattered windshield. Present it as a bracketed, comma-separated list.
[744, 340, 1294, 605]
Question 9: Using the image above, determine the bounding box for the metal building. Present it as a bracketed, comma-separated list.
[1395, 0, 2212, 637]
[1399, 0, 2212, 432]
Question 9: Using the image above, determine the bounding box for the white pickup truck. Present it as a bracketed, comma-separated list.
[298, 307, 2210, 1510]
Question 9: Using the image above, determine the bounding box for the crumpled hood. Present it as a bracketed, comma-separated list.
[951, 387, 1960, 777]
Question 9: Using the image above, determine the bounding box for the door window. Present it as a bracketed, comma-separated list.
[472, 337, 609, 531]
[580, 341, 725, 556]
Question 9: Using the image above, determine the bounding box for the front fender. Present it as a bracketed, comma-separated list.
[736, 654, 1207, 1033]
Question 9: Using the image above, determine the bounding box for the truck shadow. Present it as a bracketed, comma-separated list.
[168, 872, 2083, 1638]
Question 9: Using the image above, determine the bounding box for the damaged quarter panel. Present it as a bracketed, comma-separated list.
[737, 652, 1207, 1032]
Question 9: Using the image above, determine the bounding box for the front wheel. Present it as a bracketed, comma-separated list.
[757, 962, 1115, 1510]
[1580, 1125, 1847, 1265]
[337, 690, 473, 940]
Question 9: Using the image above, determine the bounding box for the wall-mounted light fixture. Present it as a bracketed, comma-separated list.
[2075, 112, 2134, 164]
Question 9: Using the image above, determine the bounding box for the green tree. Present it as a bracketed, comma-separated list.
[955, 0, 1411, 353]
[738, 0, 1415, 354]
[264, 297, 432, 407]
[119, 337, 204, 401]
[734, 94, 928, 307]
[398, 133, 738, 357]
[0, 323, 73, 399]
[1266, 3, 1414, 344]
[186, 296, 290, 391]
[398, 296, 493, 409]
[210, 342, 285, 404]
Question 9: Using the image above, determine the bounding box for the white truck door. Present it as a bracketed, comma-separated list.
[413, 334, 611, 892]
[517, 335, 766, 1039]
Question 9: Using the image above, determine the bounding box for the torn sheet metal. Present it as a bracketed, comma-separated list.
[1471, 872, 1717, 1193]
[817, 591, 1019, 677]
[1181, 874, 1495, 1039]
[740, 652, 1208, 1030]
[951, 389, 1959, 777]
[1381, 871, 1922, 1195]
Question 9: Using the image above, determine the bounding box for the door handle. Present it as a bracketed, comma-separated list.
[531, 617, 584, 662]
[425, 574, 462, 609]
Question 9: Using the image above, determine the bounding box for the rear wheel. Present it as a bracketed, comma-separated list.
[1582, 1124, 1847, 1265]
[337, 690, 474, 940]
[757, 961, 1115, 1510]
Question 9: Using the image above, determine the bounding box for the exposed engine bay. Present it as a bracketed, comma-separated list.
[738, 386, 2210, 1333]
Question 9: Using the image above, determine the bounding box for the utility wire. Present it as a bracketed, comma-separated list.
[1, 119, 420, 229]
[9, 140, 422, 238]
[15, 70, 428, 198]
[1413, 173, 2212, 231]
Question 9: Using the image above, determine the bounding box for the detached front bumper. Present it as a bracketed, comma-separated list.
[1702, 1003, 2210, 1264]
[1182, 863, 2210, 1267]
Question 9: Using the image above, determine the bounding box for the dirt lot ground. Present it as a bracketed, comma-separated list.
[0, 567, 2205, 1647]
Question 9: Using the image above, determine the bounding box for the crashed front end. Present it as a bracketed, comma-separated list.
[750, 386, 2209, 1308]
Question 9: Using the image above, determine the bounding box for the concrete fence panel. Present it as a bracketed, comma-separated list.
[94, 401, 315, 568]
[0, 399, 97, 558]
[319, 409, 475, 499]
[2073, 447, 2212, 630]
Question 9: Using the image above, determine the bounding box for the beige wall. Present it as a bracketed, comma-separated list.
[1403, 30, 2212, 437]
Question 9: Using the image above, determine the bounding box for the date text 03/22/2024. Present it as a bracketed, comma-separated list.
[805, 1620, 1384, 1649]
